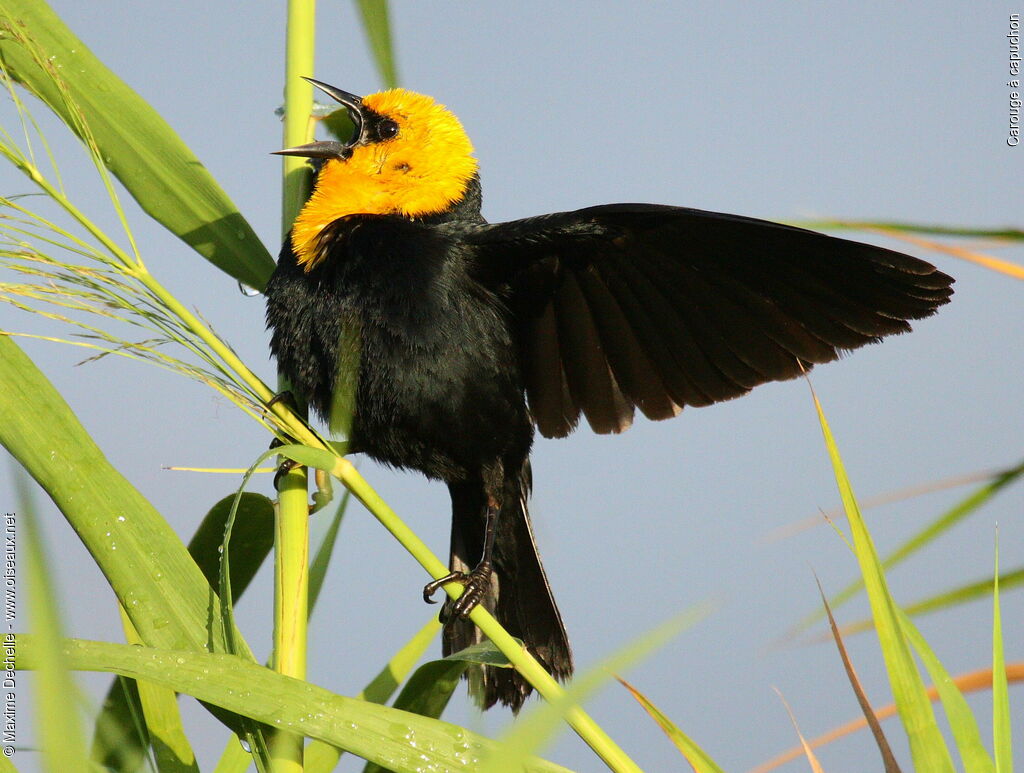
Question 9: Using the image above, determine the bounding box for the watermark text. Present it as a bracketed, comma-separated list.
[1010, 13, 1021, 146]
[2, 513, 14, 757]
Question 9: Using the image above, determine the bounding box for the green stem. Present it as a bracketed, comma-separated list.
[2, 150, 137, 269]
[281, 0, 317, 232]
[270, 468, 310, 770]
[328, 459, 641, 772]
[272, 2, 316, 771]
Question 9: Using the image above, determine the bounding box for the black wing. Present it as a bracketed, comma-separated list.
[466, 204, 953, 438]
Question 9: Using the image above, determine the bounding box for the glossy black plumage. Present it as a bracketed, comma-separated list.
[266, 91, 953, 711]
[266, 190, 951, 710]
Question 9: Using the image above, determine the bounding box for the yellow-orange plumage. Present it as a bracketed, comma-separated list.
[290, 88, 478, 271]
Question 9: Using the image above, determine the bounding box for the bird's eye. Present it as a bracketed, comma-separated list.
[378, 119, 399, 140]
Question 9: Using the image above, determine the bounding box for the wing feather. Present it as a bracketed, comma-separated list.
[554, 271, 634, 434]
[463, 204, 953, 437]
[573, 266, 682, 422]
[524, 299, 579, 438]
[595, 252, 742, 405]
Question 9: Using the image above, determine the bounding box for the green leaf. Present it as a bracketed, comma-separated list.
[362, 659, 469, 773]
[357, 618, 443, 706]
[303, 618, 442, 773]
[190, 492, 276, 602]
[836, 565, 1024, 637]
[390, 660, 467, 718]
[810, 388, 955, 773]
[796, 460, 1024, 633]
[485, 606, 712, 773]
[0, 0, 274, 288]
[0, 334, 260, 759]
[443, 640, 516, 667]
[896, 609, 994, 773]
[16, 475, 90, 769]
[120, 613, 200, 773]
[15, 636, 572, 773]
[91, 492, 275, 770]
[992, 537, 1012, 773]
[275, 443, 341, 473]
[616, 677, 726, 773]
[308, 489, 349, 612]
[0, 337, 252, 658]
[91, 677, 150, 773]
[354, 0, 399, 88]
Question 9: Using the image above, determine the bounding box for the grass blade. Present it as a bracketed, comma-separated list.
[753, 664, 1024, 772]
[15, 636, 572, 773]
[118, 608, 199, 773]
[190, 493, 277, 600]
[617, 676, 726, 773]
[764, 465, 1000, 543]
[794, 460, 1024, 634]
[790, 220, 1024, 241]
[809, 384, 955, 772]
[91, 677, 150, 773]
[484, 606, 713, 773]
[0, 337, 253, 658]
[896, 610, 993, 773]
[308, 489, 350, 611]
[770, 688, 825, 773]
[357, 619, 443, 706]
[857, 228, 1024, 280]
[361, 659, 469, 773]
[92, 492, 275, 769]
[992, 537, 1012, 772]
[302, 618, 441, 773]
[833, 565, 1024, 637]
[354, 0, 399, 88]
[816, 577, 900, 772]
[15, 474, 89, 769]
[0, 0, 274, 288]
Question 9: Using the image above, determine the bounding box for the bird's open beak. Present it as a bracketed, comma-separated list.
[273, 78, 365, 160]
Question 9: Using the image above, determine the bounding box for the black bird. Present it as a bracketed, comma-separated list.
[265, 80, 953, 710]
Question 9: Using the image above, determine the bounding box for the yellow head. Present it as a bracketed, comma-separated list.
[279, 82, 478, 271]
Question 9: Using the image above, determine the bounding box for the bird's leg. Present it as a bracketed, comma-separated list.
[423, 495, 499, 619]
[264, 391, 308, 491]
[265, 394, 338, 509]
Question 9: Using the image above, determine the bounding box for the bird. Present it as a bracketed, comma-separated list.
[264, 78, 954, 711]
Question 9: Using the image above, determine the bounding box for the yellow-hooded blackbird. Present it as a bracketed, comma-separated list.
[265, 79, 953, 711]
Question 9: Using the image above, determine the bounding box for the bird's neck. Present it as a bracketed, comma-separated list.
[290, 167, 484, 270]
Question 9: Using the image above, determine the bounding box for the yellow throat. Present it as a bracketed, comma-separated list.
[290, 88, 478, 271]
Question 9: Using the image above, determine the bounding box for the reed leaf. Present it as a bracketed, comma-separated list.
[0, 0, 274, 288]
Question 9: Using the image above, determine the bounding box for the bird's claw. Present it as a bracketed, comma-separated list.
[273, 458, 299, 490]
[266, 389, 297, 412]
[422, 572, 457, 604]
[422, 563, 493, 619]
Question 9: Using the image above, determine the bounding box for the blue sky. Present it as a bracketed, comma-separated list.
[2, 1, 1021, 770]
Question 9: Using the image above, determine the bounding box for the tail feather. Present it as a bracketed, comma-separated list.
[444, 466, 573, 711]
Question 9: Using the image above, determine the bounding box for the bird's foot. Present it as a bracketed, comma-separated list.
[265, 432, 298, 490]
[266, 389, 297, 413]
[272, 458, 299, 490]
[266, 393, 304, 491]
[423, 561, 493, 620]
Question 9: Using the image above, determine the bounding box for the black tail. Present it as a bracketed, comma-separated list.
[444, 464, 573, 711]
